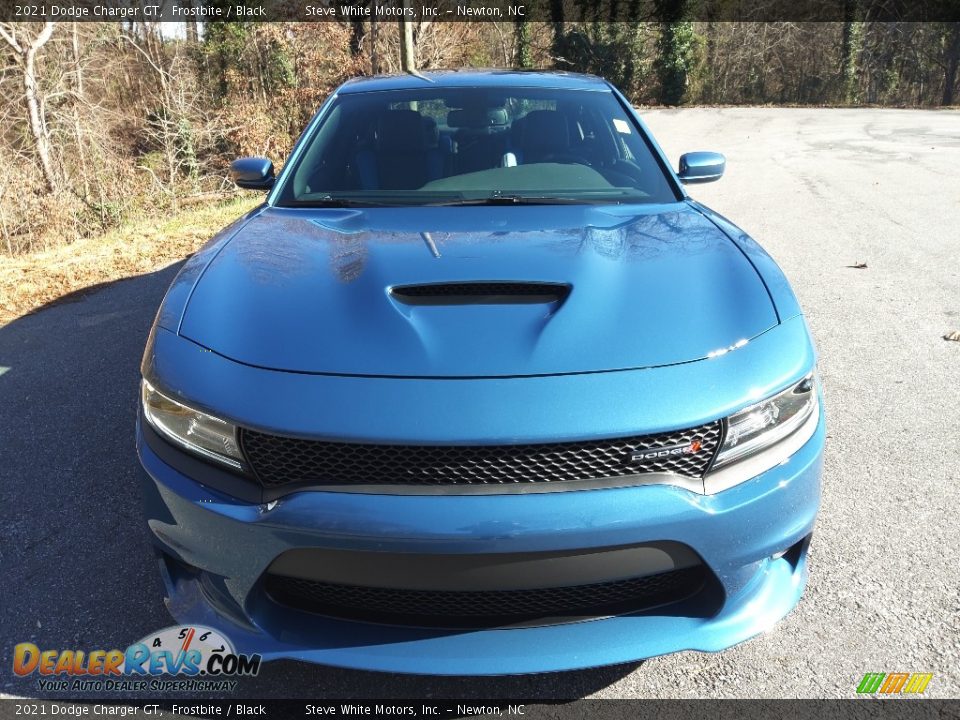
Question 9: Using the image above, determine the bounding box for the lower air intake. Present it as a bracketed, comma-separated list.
[264, 565, 709, 628]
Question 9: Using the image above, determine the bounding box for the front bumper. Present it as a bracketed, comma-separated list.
[136, 407, 824, 675]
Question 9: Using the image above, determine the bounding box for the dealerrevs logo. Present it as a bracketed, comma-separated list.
[13, 625, 261, 693]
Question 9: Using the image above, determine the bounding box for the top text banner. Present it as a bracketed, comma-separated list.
[6, 0, 960, 23]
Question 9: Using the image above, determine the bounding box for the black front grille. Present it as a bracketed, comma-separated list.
[239, 421, 721, 489]
[264, 566, 708, 627]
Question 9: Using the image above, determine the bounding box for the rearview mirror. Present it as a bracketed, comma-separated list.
[230, 157, 275, 191]
[677, 152, 725, 184]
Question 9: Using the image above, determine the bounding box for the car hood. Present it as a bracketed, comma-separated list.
[179, 204, 778, 377]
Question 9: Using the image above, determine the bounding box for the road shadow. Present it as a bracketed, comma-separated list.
[0, 264, 639, 699]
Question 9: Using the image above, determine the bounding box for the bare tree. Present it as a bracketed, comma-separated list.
[119, 24, 215, 205]
[0, 22, 58, 193]
[414, 21, 474, 69]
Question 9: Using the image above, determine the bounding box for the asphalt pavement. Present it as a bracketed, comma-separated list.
[1, 108, 958, 699]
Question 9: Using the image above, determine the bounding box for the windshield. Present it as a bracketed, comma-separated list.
[274, 86, 678, 207]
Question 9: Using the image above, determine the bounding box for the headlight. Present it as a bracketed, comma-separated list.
[711, 373, 818, 470]
[141, 379, 244, 470]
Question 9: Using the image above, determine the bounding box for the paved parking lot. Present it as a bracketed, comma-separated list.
[1, 108, 958, 699]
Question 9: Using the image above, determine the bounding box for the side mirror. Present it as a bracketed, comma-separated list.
[230, 157, 275, 191]
[677, 152, 725, 184]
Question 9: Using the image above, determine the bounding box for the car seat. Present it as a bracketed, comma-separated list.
[354, 109, 443, 191]
[514, 110, 571, 164]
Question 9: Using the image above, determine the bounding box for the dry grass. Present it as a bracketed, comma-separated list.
[0, 196, 260, 327]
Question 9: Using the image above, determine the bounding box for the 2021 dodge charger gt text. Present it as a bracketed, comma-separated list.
[137, 70, 824, 675]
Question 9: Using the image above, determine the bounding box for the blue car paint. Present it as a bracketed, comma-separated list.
[176, 205, 779, 378]
[144, 313, 814, 445]
[138, 70, 824, 674]
[137, 407, 822, 674]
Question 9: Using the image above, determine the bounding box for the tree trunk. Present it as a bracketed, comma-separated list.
[370, 18, 380, 74]
[514, 17, 532, 68]
[841, 20, 852, 96]
[349, 18, 364, 57]
[840, 13, 864, 104]
[704, 21, 716, 103]
[23, 23, 58, 193]
[184, 0, 199, 45]
[550, 0, 565, 66]
[71, 23, 91, 202]
[943, 22, 960, 106]
[400, 2, 416, 72]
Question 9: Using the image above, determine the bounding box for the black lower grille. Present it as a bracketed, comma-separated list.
[264, 566, 708, 627]
[240, 422, 721, 489]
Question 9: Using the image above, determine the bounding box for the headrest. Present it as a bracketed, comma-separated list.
[447, 107, 509, 129]
[421, 115, 439, 148]
[377, 109, 428, 151]
[518, 110, 569, 150]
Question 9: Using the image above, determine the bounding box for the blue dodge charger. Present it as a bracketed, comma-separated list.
[137, 70, 823, 674]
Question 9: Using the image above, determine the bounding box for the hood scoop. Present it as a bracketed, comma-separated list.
[179, 206, 781, 377]
[390, 282, 571, 306]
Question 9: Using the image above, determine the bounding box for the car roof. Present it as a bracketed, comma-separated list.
[337, 69, 611, 94]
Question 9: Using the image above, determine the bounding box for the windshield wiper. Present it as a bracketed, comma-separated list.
[291, 193, 632, 208]
[290, 195, 388, 208]
[425, 193, 622, 206]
